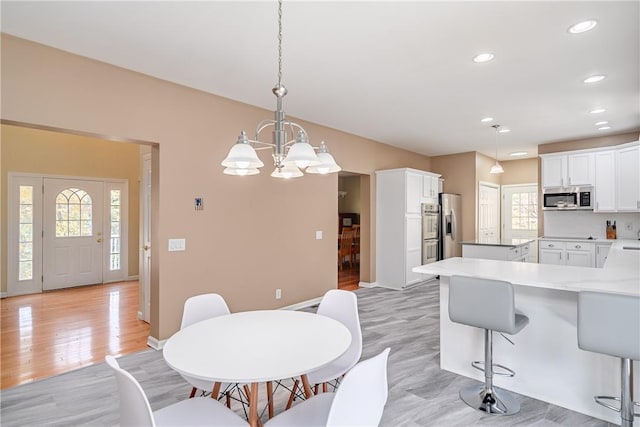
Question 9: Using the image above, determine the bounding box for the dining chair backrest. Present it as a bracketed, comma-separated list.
[105, 355, 155, 427]
[308, 289, 363, 384]
[180, 293, 230, 330]
[326, 348, 390, 427]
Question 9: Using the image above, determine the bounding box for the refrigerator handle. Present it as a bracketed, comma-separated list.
[450, 208, 457, 241]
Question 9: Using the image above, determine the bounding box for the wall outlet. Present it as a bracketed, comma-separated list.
[275, 289, 282, 299]
[315, 230, 323, 240]
[625, 222, 633, 231]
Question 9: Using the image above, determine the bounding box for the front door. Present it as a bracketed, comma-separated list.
[43, 178, 104, 290]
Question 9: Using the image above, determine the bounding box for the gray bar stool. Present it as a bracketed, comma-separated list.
[449, 275, 529, 415]
[578, 291, 640, 427]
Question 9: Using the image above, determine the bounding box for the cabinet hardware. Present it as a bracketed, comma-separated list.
[549, 244, 554, 247]
[576, 245, 581, 248]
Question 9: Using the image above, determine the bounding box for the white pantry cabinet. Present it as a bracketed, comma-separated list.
[541, 152, 594, 188]
[376, 168, 440, 289]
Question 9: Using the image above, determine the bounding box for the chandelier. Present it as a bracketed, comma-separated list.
[489, 124, 504, 174]
[221, 0, 341, 178]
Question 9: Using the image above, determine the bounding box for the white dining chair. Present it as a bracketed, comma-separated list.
[180, 293, 232, 399]
[265, 348, 390, 427]
[289, 289, 363, 403]
[105, 355, 248, 427]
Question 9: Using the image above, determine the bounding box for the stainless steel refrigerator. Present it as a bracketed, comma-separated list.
[440, 193, 462, 259]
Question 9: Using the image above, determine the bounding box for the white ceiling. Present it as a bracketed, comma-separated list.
[2, 1, 639, 160]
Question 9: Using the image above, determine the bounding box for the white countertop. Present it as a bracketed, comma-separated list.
[539, 236, 615, 243]
[461, 238, 535, 247]
[414, 239, 640, 296]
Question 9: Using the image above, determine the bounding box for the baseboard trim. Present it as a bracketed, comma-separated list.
[0, 291, 7, 299]
[358, 281, 377, 288]
[279, 297, 322, 310]
[147, 336, 166, 350]
[127, 275, 140, 281]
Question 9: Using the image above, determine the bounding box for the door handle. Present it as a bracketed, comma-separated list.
[143, 245, 150, 251]
[96, 238, 103, 243]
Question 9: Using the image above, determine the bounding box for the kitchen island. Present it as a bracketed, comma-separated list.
[461, 238, 535, 262]
[413, 239, 640, 424]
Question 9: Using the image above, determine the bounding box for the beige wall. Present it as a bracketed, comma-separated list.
[500, 157, 538, 186]
[1, 35, 432, 339]
[338, 176, 361, 214]
[430, 152, 476, 241]
[1, 125, 141, 292]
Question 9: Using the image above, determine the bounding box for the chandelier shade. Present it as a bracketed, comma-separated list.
[224, 166, 260, 176]
[221, 132, 264, 169]
[221, 0, 340, 179]
[271, 163, 303, 179]
[306, 142, 341, 174]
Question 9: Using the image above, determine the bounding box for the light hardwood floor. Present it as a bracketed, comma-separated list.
[0, 281, 150, 389]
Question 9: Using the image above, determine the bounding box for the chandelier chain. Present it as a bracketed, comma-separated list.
[277, 0, 283, 88]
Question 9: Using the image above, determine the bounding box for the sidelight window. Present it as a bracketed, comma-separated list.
[109, 190, 121, 271]
[19, 186, 34, 281]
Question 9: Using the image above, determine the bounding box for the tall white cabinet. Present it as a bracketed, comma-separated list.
[376, 168, 440, 289]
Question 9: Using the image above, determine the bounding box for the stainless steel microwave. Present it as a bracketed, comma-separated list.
[542, 186, 594, 210]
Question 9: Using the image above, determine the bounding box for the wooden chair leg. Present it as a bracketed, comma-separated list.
[322, 382, 328, 393]
[301, 374, 313, 399]
[266, 381, 274, 419]
[210, 381, 221, 400]
[313, 384, 319, 395]
[225, 391, 231, 408]
[189, 387, 197, 398]
[286, 379, 299, 410]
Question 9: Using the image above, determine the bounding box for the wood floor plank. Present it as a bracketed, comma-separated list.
[0, 281, 150, 389]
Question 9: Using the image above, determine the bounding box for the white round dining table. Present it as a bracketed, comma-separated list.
[163, 310, 352, 427]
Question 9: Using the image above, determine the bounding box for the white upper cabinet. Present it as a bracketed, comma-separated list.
[541, 155, 566, 188]
[616, 144, 640, 211]
[406, 172, 423, 214]
[567, 152, 595, 186]
[422, 175, 439, 200]
[594, 150, 616, 212]
[541, 152, 594, 188]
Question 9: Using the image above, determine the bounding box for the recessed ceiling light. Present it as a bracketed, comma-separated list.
[473, 53, 494, 63]
[598, 126, 612, 131]
[595, 121, 608, 126]
[568, 20, 597, 34]
[498, 128, 511, 133]
[589, 108, 606, 114]
[584, 75, 606, 84]
[510, 151, 528, 157]
[481, 117, 494, 123]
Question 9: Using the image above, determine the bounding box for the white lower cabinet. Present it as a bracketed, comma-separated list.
[539, 240, 595, 267]
[596, 243, 612, 268]
[462, 242, 531, 262]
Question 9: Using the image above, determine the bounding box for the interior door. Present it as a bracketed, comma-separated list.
[478, 182, 500, 239]
[43, 178, 104, 290]
[140, 153, 152, 322]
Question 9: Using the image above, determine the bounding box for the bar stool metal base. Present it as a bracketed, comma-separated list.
[460, 384, 520, 416]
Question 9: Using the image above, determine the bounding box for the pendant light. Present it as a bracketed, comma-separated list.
[490, 124, 504, 174]
[221, 0, 340, 178]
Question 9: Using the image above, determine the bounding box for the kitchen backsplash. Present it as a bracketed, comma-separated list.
[543, 211, 640, 240]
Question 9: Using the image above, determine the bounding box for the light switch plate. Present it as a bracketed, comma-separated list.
[168, 238, 186, 251]
[315, 230, 323, 240]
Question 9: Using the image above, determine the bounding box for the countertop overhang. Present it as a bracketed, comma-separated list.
[414, 239, 640, 296]
[461, 238, 535, 247]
